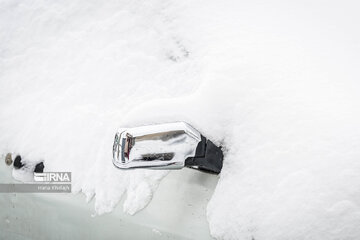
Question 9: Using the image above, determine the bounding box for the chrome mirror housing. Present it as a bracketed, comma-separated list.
[112, 122, 223, 174]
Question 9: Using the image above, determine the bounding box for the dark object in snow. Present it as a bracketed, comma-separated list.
[34, 162, 44, 173]
[185, 136, 223, 174]
[13, 154, 45, 173]
[13, 155, 24, 169]
[113, 122, 223, 174]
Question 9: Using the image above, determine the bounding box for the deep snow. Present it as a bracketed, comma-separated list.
[1, 0, 360, 239]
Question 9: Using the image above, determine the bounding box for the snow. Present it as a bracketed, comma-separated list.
[1, 0, 360, 239]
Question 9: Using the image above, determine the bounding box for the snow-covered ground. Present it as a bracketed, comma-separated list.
[1, 0, 360, 239]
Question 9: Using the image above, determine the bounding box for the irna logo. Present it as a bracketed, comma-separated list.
[34, 172, 71, 182]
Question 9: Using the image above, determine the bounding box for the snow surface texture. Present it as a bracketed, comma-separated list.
[1, 0, 360, 239]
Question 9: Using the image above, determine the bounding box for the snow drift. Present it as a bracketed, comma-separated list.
[1, 0, 360, 239]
